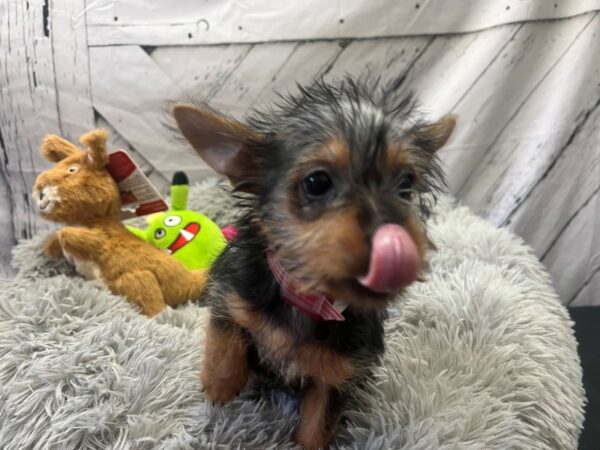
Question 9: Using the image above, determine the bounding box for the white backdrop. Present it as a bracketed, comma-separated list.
[1, 0, 599, 306]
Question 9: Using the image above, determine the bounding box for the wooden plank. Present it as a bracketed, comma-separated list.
[570, 266, 600, 307]
[84, 0, 600, 46]
[151, 44, 252, 97]
[322, 25, 519, 119]
[0, 0, 59, 243]
[542, 190, 600, 305]
[96, 114, 170, 194]
[251, 40, 345, 107]
[49, 0, 95, 139]
[407, 25, 520, 119]
[88, 45, 212, 182]
[146, 31, 517, 176]
[506, 100, 599, 260]
[439, 13, 595, 195]
[324, 35, 431, 82]
[183, 37, 434, 119]
[0, 136, 15, 277]
[155, 38, 409, 117]
[457, 13, 600, 225]
[206, 42, 298, 119]
[150, 31, 516, 133]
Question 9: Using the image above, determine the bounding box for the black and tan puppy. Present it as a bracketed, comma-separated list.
[173, 76, 455, 449]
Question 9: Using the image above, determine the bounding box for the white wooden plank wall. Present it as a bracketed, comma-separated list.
[1, 1, 599, 306]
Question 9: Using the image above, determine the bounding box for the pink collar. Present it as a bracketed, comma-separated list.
[266, 249, 347, 321]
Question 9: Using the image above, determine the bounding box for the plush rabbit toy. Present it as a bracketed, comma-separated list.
[33, 129, 207, 316]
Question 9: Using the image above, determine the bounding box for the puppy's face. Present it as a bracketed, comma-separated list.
[174, 78, 455, 310]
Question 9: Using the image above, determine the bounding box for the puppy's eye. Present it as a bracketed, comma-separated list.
[154, 228, 166, 239]
[302, 170, 333, 199]
[67, 165, 78, 174]
[397, 172, 416, 199]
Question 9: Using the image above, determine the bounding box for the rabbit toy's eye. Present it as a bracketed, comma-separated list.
[154, 228, 166, 239]
[67, 165, 79, 174]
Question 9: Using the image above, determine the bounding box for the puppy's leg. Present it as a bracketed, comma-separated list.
[201, 317, 249, 405]
[295, 381, 346, 450]
[108, 270, 167, 317]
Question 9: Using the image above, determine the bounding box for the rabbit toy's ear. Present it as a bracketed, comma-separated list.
[80, 129, 109, 169]
[41, 135, 80, 162]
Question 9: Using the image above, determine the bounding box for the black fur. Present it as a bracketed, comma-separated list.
[244, 75, 446, 220]
[182, 74, 452, 448]
[208, 220, 387, 359]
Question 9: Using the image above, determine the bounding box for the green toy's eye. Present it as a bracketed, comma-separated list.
[164, 215, 182, 227]
[154, 228, 166, 239]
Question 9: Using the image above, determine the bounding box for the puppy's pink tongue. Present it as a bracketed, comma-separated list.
[358, 224, 420, 294]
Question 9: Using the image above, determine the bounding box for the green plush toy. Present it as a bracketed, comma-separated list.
[128, 171, 228, 271]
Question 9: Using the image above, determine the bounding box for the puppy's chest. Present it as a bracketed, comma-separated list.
[244, 315, 349, 384]
[249, 329, 312, 382]
[252, 338, 306, 383]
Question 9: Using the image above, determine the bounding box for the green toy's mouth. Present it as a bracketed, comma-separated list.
[167, 222, 200, 254]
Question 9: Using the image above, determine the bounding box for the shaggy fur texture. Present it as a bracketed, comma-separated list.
[1, 180, 585, 449]
[173, 78, 458, 448]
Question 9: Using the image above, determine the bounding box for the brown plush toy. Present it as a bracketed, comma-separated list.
[33, 129, 207, 316]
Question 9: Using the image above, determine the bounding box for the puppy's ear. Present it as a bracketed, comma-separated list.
[172, 104, 263, 192]
[41, 135, 80, 162]
[80, 129, 109, 169]
[414, 114, 457, 153]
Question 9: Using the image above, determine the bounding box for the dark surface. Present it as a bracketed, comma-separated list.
[569, 307, 600, 450]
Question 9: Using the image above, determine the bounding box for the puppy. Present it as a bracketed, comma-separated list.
[173, 76, 455, 449]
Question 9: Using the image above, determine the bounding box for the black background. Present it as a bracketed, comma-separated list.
[570, 307, 599, 449]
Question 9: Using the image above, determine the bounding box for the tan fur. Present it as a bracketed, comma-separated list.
[418, 114, 457, 150]
[172, 105, 262, 192]
[385, 142, 410, 172]
[295, 345, 354, 386]
[295, 382, 337, 450]
[313, 138, 351, 169]
[173, 101, 457, 450]
[320, 209, 429, 309]
[33, 129, 207, 316]
[228, 295, 354, 386]
[201, 317, 249, 405]
[205, 293, 352, 448]
[228, 294, 292, 354]
[258, 135, 437, 310]
[293, 208, 369, 282]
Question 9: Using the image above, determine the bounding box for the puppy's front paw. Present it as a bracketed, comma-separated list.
[294, 431, 330, 450]
[201, 368, 247, 405]
[201, 320, 250, 405]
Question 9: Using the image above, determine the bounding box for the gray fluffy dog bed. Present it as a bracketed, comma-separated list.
[0, 180, 585, 449]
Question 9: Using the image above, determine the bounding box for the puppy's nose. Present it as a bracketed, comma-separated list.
[39, 189, 46, 200]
